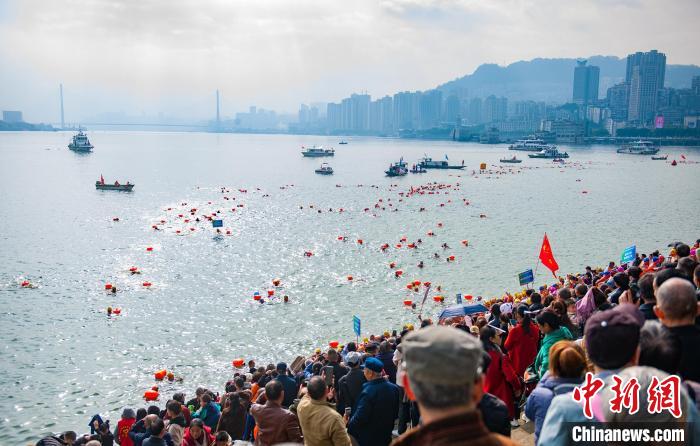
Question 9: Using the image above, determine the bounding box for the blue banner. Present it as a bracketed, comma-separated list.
[353, 315, 361, 337]
[212, 219, 223, 228]
[518, 269, 534, 286]
[620, 245, 636, 264]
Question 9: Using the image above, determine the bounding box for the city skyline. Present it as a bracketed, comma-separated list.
[1, 0, 700, 123]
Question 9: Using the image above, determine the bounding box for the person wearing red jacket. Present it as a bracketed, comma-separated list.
[182, 419, 215, 446]
[480, 325, 522, 427]
[504, 304, 540, 378]
[115, 408, 136, 446]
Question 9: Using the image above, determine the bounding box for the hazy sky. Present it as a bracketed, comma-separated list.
[1, 0, 698, 123]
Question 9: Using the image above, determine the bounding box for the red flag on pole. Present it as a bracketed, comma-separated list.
[539, 233, 559, 278]
[100, 174, 104, 185]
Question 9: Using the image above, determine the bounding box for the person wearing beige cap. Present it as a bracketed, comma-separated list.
[391, 326, 517, 446]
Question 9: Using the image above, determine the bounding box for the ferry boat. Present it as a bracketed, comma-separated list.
[418, 156, 465, 170]
[651, 154, 668, 160]
[528, 148, 569, 159]
[96, 175, 134, 191]
[314, 163, 334, 175]
[68, 129, 94, 152]
[616, 140, 659, 155]
[508, 137, 551, 151]
[301, 146, 335, 157]
[499, 156, 522, 163]
[385, 159, 408, 177]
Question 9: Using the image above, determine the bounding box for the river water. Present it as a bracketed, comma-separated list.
[0, 131, 698, 443]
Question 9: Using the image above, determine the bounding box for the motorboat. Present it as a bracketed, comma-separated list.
[96, 175, 134, 191]
[499, 156, 522, 163]
[68, 129, 94, 152]
[651, 154, 668, 160]
[418, 156, 465, 169]
[410, 164, 427, 173]
[617, 140, 659, 155]
[314, 163, 334, 175]
[385, 159, 408, 177]
[338, 141, 348, 145]
[528, 148, 569, 159]
[302, 146, 335, 157]
[509, 136, 552, 151]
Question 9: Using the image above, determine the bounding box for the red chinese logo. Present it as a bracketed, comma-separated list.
[572, 372, 605, 419]
[608, 375, 640, 414]
[647, 375, 682, 418]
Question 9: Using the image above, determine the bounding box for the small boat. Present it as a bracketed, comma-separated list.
[314, 163, 334, 175]
[302, 146, 335, 157]
[617, 140, 659, 155]
[385, 159, 408, 177]
[499, 156, 522, 164]
[338, 141, 348, 145]
[410, 164, 427, 173]
[508, 137, 552, 152]
[528, 148, 569, 159]
[418, 155, 465, 169]
[552, 158, 566, 163]
[96, 175, 134, 191]
[651, 155, 668, 160]
[68, 129, 94, 152]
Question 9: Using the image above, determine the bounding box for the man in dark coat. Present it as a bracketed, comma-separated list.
[337, 352, 366, 415]
[274, 362, 299, 408]
[347, 357, 400, 446]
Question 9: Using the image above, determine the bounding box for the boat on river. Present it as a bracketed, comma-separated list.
[528, 148, 569, 159]
[314, 163, 334, 175]
[508, 136, 552, 151]
[418, 156, 464, 169]
[68, 130, 94, 152]
[96, 175, 134, 191]
[410, 164, 427, 173]
[386, 159, 408, 177]
[302, 146, 335, 157]
[617, 140, 659, 155]
[338, 141, 348, 145]
[651, 155, 668, 160]
[499, 156, 522, 163]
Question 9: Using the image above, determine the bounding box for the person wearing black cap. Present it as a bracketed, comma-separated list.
[273, 362, 299, 408]
[538, 304, 643, 446]
[347, 357, 399, 446]
[337, 352, 366, 415]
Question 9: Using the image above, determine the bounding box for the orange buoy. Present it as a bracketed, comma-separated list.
[267, 290, 275, 297]
[329, 340, 339, 349]
[433, 295, 444, 302]
[144, 390, 159, 401]
[154, 369, 167, 380]
[129, 267, 138, 272]
[448, 255, 455, 261]
[395, 270, 403, 277]
[423, 281, 431, 287]
[167, 372, 174, 381]
[406, 284, 414, 290]
[403, 300, 413, 306]
[413, 280, 421, 286]
[347, 275, 353, 281]
[465, 294, 473, 300]
[232, 358, 245, 368]
[105, 283, 113, 290]
[143, 282, 152, 287]
[400, 236, 407, 242]
[395, 244, 402, 248]
[357, 239, 363, 245]
[21, 280, 30, 287]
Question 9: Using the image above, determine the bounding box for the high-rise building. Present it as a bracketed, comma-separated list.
[444, 95, 461, 124]
[393, 91, 420, 130]
[327, 103, 342, 130]
[692, 76, 700, 95]
[572, 60, 600, 106]
[626, 50, 666, 126]
[418, 90, 442, 129]
[483, 95, 507, 123]
[2, 110, 23, 123]
[467, 97, 482, 125]
[606, 83, 629, 122]
[378, 95, 393, 134]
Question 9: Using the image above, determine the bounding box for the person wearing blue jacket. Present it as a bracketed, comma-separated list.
[524, 340, 586, 444]
[192, 393, 221, 431]
[347, 357, 400, 446]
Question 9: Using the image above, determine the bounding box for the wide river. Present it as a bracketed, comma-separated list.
[0, 131, 698, 443]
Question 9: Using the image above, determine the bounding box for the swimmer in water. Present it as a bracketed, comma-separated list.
[418, 261, 424, 268]
[433, 253, 440, 259]
[442, 243, 450, 249]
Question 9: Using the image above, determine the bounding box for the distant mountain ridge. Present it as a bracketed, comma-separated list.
[437, 55, 700, 103]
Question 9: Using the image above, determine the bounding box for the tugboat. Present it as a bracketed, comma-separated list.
[96, 175, 134, 191]
[410, 164, 427, 173]
[651, 154, 668, 160]
[499, 156, 522, 164]
[508, 136, 552, 151]
[418, 155, 465, 169]
[528, 147, 569, 159]
[68, 129, 94, 152]
[616, 140, 659, 155]
[301, 146, 335, 157]
[385, 159, 408, 177]
[314, 163, 334, 175]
